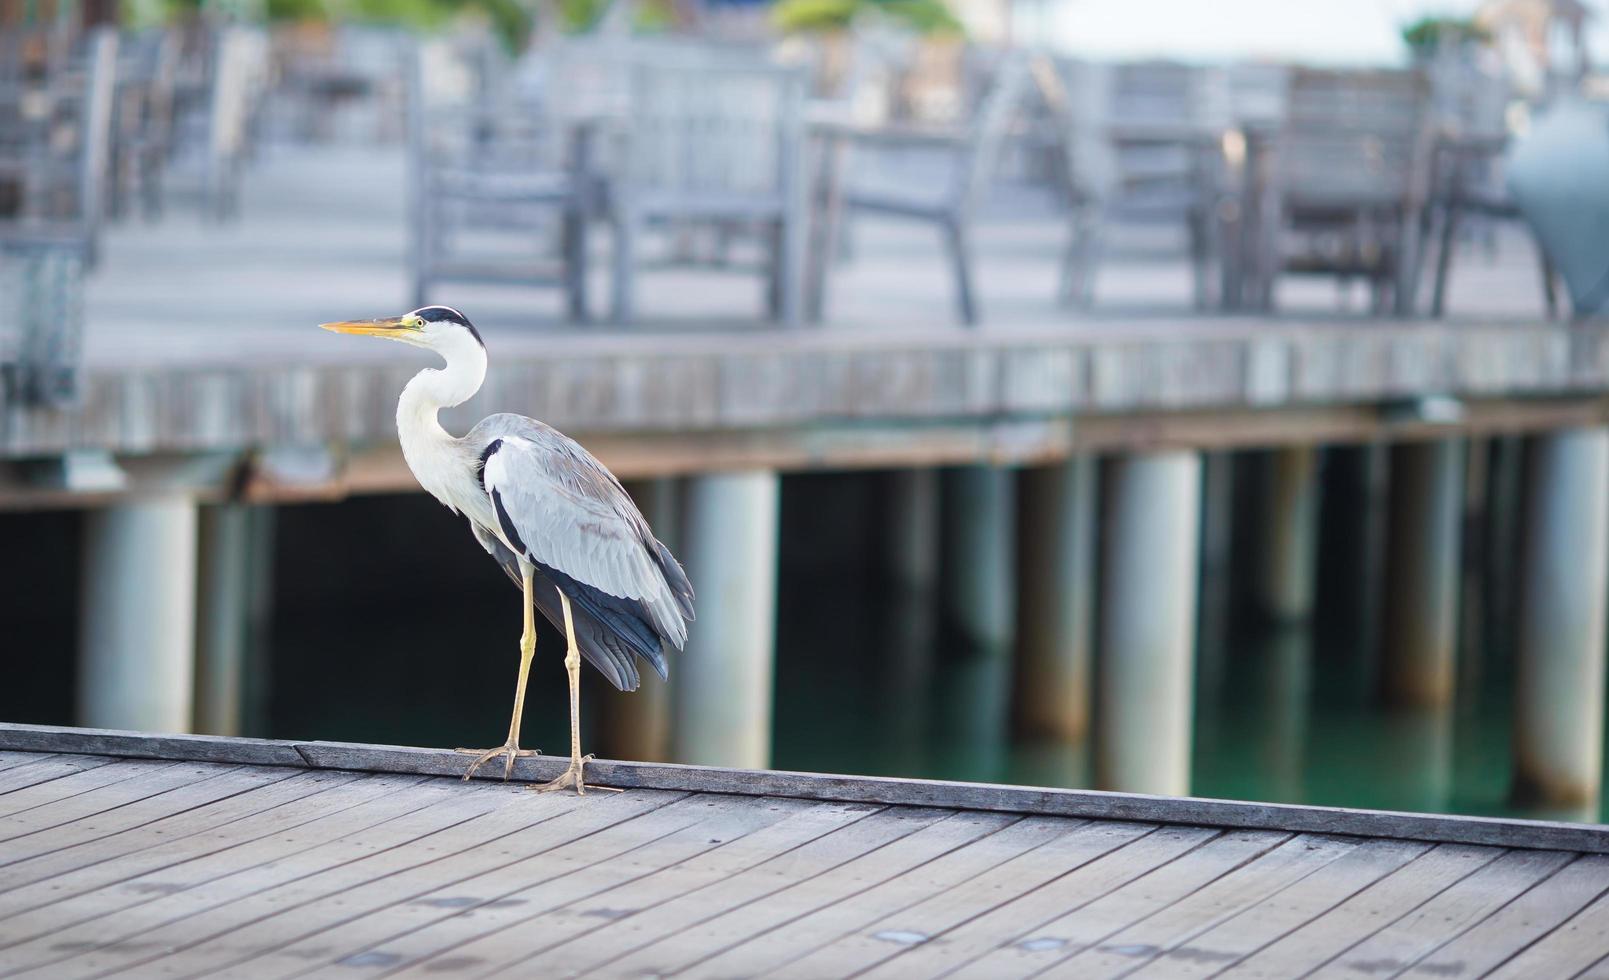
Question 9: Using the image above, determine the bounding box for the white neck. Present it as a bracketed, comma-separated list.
[396, 331, 487, 506]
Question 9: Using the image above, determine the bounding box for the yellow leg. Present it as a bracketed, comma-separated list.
[458, 566, 540, 780]
[533, 588, 619, 795]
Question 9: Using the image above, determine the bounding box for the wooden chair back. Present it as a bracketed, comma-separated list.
[1276, 68, 1432, 209]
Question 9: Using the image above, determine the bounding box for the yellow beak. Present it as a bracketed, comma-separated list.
[319, 317, 410, 337]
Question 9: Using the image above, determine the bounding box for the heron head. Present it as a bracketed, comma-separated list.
[320, 305, 483, 353]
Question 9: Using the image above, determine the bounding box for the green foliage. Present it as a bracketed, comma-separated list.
[772, 0, 960, 35]
[1401, 15, 1490, 52]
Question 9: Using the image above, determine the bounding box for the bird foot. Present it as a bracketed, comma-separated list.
[529, 754, 620, 796]
[456, 741, 539, 781]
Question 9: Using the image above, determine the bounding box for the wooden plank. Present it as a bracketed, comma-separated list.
[0, 761, 247, 848]
[283, 796, 875, 979]
[31, 787, 677, 979]
[1214, 843, 1503, 977]
[0, 755, 116, 796]
[1406, 854, 1609, 978]
[0, 751, 49, 772]
[0, 724, 305, 767]
[676, 813, 1066, 980]
[419, 803, 946, 979]
[0, 776, 590, 977]
[0, 764, 301, 870]
[0, 770, 371, 915]
[0, 757, 182, 822]
[4, 726, 1604, 854]
[854, 825, 1225, 979]
[1486, 884, 1609, 979]
[943, 829, 1293, 980]
[1029, 833, 1360, 977]
[771, 819, 1156, 979]
[206, 796, 837, 978]
[1309, 847, 1576, 978]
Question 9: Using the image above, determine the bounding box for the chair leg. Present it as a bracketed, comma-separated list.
[1188, 209, 1211, 310]
[943, 217, 978, 327]
[1059, 211, 1100, 309]
[1539, 247, 1560, 320]
[563, 206, 588, 322]
[1431, 204, 1459, 318]
[611, 208, 638, 325]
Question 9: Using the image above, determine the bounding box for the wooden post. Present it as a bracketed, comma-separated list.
[1381, 439, 1465, 709]
[671, 471, 779, 769]
[1253, 447, 1320, 622]
[1013, 456, 1096, 742]
[78, 496, 199, 732]
[194, 503, 252, 736]
[886, 468, 940, 595]
[937, 465, 1016, 779]
[941, 466, 1015, 656]
[1096, 450, 1201, 796]
[1514, 428, 1609, 810]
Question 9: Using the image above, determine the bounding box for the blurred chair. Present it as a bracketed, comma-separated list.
[1426, 133, 1558, 318]
[605, 57, 808, 325]
[1246, 68, 1433, 314]
[407, 39, 588, 316]
[0, 233, 89, 407]
[0, 27, 118, 265]
[1054, 60, 1227, 309]
[816, 54, 1031, 326]
[108, 30, 181, 220]
[165, 26, 267, 221]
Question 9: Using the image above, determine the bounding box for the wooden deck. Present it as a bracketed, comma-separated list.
[0, 724, 1607, 978]
[5, 145, 1609, 505]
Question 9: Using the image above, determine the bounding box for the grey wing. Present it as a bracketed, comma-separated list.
[476, 416, 694, 650]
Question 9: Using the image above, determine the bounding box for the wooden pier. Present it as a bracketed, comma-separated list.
[0, 723, 1607, 979]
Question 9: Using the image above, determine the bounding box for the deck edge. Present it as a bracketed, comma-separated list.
[2, 722, 1604, 853]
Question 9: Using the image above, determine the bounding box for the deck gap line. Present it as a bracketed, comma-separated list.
[0, 752, 52, 773]
[1037, 832, 1366, 980]
[44, 793, 516, 979]
[218, 789, 702, 980]
[410, 798, 880, 980]
[1567, 947, 1609, 980]
[323, 797, 881, 980]
[0, 772, 408, 923]
[1290, 845, 1513, 980]
[991, 830, 1301, 980]
[1107, 838, 1437, 980]
[1478, 872, 1609, 979]
[0, 774, 449, 958]
[470, 802, 914, 979]
[669, 812, 1040, 979]
[0, 764, 251, 857]
[404, 801, 899, 980]
[358, 791, 759, 978]
[926, 823, 1235, 978]
[839, 823, 1171, 980]
[0, 764, 308, 862]
[0, 760, 190, 826]
[822, 819, 1155, 980]
[1383, 852, 1596, 980]
[0, 756, 120, 796]
[562, 804, 950, 980]
[739, 815, 1095, 980]
[73, 805, 508, 980]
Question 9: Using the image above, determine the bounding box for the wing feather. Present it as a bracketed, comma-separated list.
[476, 418, 692, 651]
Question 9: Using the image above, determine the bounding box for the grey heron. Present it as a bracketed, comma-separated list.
[320, 306, 694, 795]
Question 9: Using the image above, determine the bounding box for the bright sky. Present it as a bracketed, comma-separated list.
[1015, 0, 1604, 67]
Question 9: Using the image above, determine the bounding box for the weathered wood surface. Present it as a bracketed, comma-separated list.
[2, 723, 1607, 855]
[1, 729, 1606, 979]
